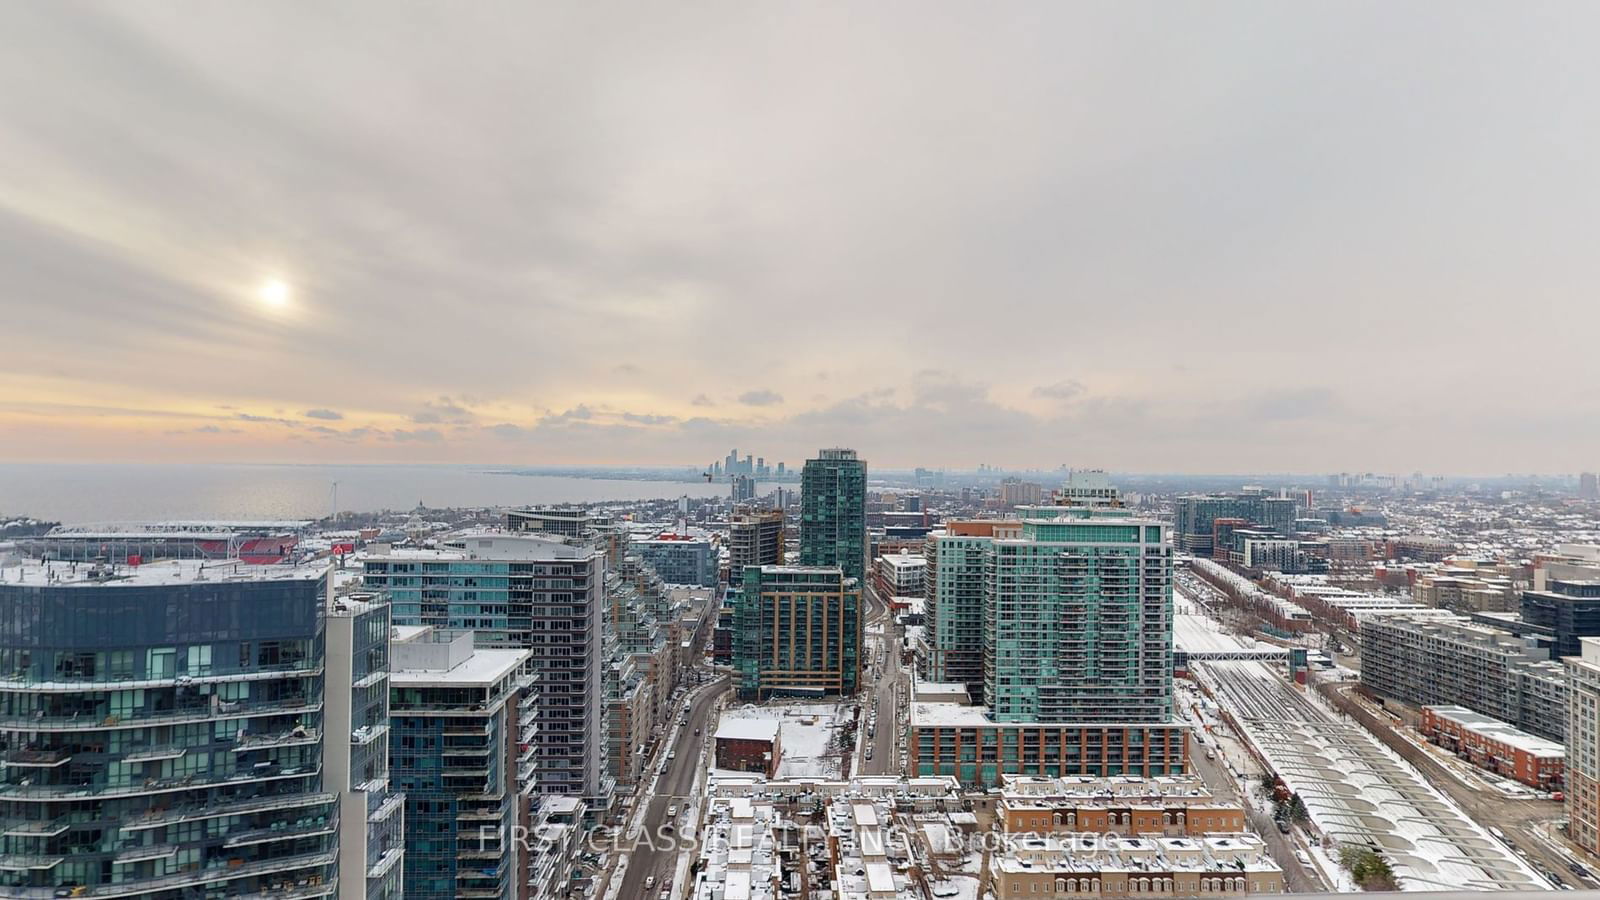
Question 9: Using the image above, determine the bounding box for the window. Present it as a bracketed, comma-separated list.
[107, 650, 134, 679]
[147, 648, 176, 679]
[54, 652, 95, 679]
[259, 642, 283, 666]
[109, 689, 143, 720]
[185, 645, 212, 676]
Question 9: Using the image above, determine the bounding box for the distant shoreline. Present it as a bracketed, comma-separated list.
[484, 467, 801, 484]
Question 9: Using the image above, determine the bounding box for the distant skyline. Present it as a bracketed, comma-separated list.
[4, 3, 1600, 472]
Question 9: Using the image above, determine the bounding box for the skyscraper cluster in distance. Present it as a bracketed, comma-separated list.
[708, 448, 785, 480]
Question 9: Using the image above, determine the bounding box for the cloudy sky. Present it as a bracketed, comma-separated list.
[3, 2, 1598, 473]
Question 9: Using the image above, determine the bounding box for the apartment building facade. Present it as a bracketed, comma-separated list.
[984, 512, 1173, 724]
[1361, 614, 1568, 741]
[325, 590, 406, 900]
[363, 534, 608, 810]
[732, 566, 861, 700]
[0, 559, 338, 899]
[798, 448, 868, 584]
[923, 521, 1017, 698]
[994, 834, 1284, 899]
[873, 550, 926, 599]
[389, 627, 537, 900]
[727, 510, 784, 585]
[633, 534, 716, 588]
[1420, 705, 1564, 790]
[996, 774, 1244, 837]
[1567, 638, 1600, 855]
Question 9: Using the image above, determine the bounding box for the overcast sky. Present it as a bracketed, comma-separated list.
[3, 2, 1598, 473]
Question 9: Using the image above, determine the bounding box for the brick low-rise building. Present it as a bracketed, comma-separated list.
[713, 718, 782, 777]
[997, 774, 1246, 836]
[1421, 705, 1564, 789]
[909, 702, 1188, 789]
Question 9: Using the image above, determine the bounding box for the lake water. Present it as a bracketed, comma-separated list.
[0, 464, 771, 524]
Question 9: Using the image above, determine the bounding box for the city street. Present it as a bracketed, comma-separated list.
[613, 669, 730, 900]
[858, 580, 909, 776]
[1186, 730, 1327, 892]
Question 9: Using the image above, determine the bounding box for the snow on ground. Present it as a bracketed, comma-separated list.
[1309, 842, 1359, 893]
[1339, 692, 1546, 800]
[720, 701, 849, 779]
[927, 874, 980, 900]
[1175, 610, 1256, 654]
[949, 850, 982, 875]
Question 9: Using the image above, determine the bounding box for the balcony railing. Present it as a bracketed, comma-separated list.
[0, 697, 321, 731]
[1, 848, 336, 899]
[235, 726, 319, 751]
[0, 664, 322, 694]
[121, 744, 190, 762]
[222, 819, 336, 849]
[112, 841, 179, 863]
[120, 791, 336, 831]
[2, 749, 70, 767]
[0, 820, 69, 838]
[0, 764, 321, 801]
[0, 853, 63, 872]
[231, 876, 337, 900]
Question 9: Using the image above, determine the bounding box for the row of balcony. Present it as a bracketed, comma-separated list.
[0, 799, 329, 845]
[0, 664, 322, 694]
[0, 762, 321, 801]
[0, 697, 321, 732]
[1, 848, 336, 899]
[2, 727, 319, 774]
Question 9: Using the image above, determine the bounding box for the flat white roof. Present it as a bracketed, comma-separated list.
[911, 701, 1178, 730]
[1425, 705, 1565, 758]
[391, 647, 529, 687]
[0, 557, 326, 587]
[865, 861, 896, 892]
[51, 520, 312, 534]
[716, 718, 782, 743]
[543, 795, 583, 813]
